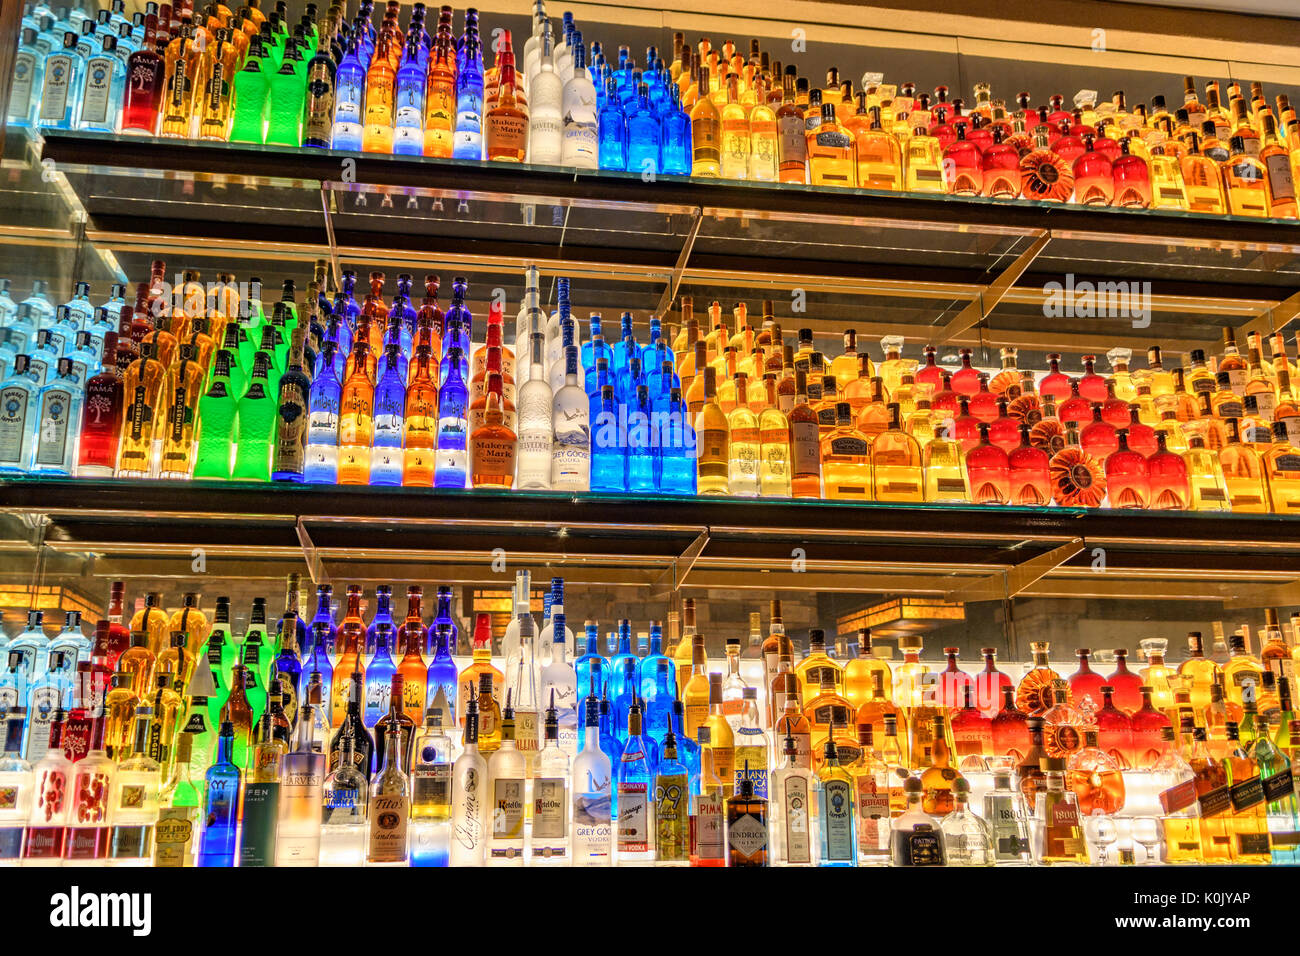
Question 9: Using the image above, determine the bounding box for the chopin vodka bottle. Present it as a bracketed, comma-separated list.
[516, 331, 554, 488]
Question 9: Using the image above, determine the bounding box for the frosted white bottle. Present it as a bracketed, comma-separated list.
[527, 29, 563, 165]
[515, 332, 554, 489]
[560, 35, 597, 169]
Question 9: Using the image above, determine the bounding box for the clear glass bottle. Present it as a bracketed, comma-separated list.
[449, 687, 489, 866]
[890, 775, 946, 865]
[319, 733, 368, 866]
[367, 723, 411, 866]
[1034, 756, 1089, 864]
[982, 758, 1034, 864]
[940, 777, 995, 865]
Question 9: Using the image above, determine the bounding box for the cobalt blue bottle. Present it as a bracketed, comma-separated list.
[626, 80, 661, 176]
[613, 311, 636, 375]
[452, 29, 483, 159]
[364, 618, 396, 732]
[365, 584, 395, 657]
[393, 37, 425, 155]
[661, 83, 691, 176]
[659, 386, 697, 494]
[648, 359, 676, 414]
[575, 622, 606, 725]
[197, 722, 241, 867]
[581, 312, 607, 378]
[597, 76, 626, 171]
[330, 35, 365, 150]
[639, 620, 674, 698]
[607, 619, 635, 732]
[425, 621, 458, 725]
[640, 315, 664, 368]
[627, 384, 657, 492]
[590, 384, 625, 492]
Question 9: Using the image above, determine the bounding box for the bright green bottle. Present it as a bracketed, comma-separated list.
[231, 351, 277, 481]
[192, 350, 237, 479]
[217, 325, 247, 399]
[228, 36, 270, 144]
[265, 40, 306, 145]
[266, 307, 291, 374]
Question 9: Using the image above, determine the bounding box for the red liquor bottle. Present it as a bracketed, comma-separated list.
[935, 647, 973, 710]
[1038, 353, 1071, 401]
[966, 422, 1010, 504]
[1073, 134, 1115, 205]
[989, 397, 1021, 452]
[1112, 136, 1152, 208]
[915, 345, 945, 395]
[76, 333, 127, 477]
[1105, 648, 1145, 715]
[1148, 431, 1192, 510]
[1052, 119, 1087, 165]
[1124, 404, 1158, 457]
[981, 127, 1022, 198]
[1067, 648, 1108, 720]
[1129, 686, 1173, 768]
[1104, 429, 1151, 508]
[98, 584, 132, 670]
[977, 647, 1014, 717]
[1018, 123, 1074, 202]
[1008, 423, 1051, 505]
[1077, 353, 1108, 403]
[1093, 684, 1133, 769]
[952, 396, 980, 453]
[1079, 401, 1118, 460]
[1101, 380, 1130, 428]
[950, 347, 980, 396]
[968, 372, 998, 422]
[992, 685, 1031, 761]
[1058, 377, 1091, 428]
[122, 39, 168, 134]
[930, 370, 959, 420]
[942, 126, 983, 195]
[950, 683, 993, 764]
[1048, 426, 1107, 507]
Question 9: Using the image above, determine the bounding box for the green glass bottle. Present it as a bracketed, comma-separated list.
[260, 18, 285, 68]
[232, 350, 277, 481]
[228, 35, 270, 144]
[217, 325, 247, 399]
[265, 308, 290, 375]
[192, 349, 237, 479]
[265, 39, 306, 145]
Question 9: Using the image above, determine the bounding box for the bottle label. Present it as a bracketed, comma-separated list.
[856, 777, 891, 848]
[1265, 153, 1296, 202]
[792, 420, 820, 473]
[412, 761, 452, 809]
[531, 777, 568, 852]
[368, 792, 409, 862]
[152, 807, 195, 866]
[0, 384, 30, 464]
[727, 808, 767, 863]
[560, 83, 598, 165]
[895, 823, 945, 865]
[34, 386, 74, 466]
[490, 777, 526, 853]
[238, 781, 280, 866]
[12, 51, 36, 115]
[1229, 776, 1266, 812]
[24, 685, 60, 762]
[39, 53, 75, 121]
[572, 780, 612, 865]
[692, 791, 725, 861]
[780, 774, 812, 864]
[486, 112, 528, 156]
[80, 56, 116, 124]
[692, 116, 720, 164]
[654, 772, 690, 862]
[616, 781, 650, 853]
[778, 114, 807, 166]
[820, 777, 854, 860]
[1263, 769, 1295, 803]
[108, 823, 153, 859]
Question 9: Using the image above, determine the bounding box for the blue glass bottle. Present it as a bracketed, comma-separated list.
[371, 343, 405, 486]
[607, 619, 635, 728]
[640, 316, 664, 367]
[452, 30, 483, 159]
[575, 622, 606, 723]
[639, 620, 673, 697]
[434, 345, 468, 488]
[648, 359, 676, 415]
[430, 585, 458, 656]
[597, 691, 624, 772]
[330, 35, 364, 150]
[0, 355, 38, 473]
[440, 278, 472, 379]
[425, 621, 458, 725]
[19, 280, 54, 327]
[23, 650, 72, 758]
[365, 584, 395, 657]
[198, 722, 241, 867]
[659, 386, 697, 494]
[62, 280, 94, 329]
[75, 33, 125, 131]
[590, 384, 624, 492]
[364, 619, 396, 729]
[616, 355, 643, 407]
[581, 313, 609, 379]
[613, 311, 636, 376]
[332, 269, 362, 336]
[626, 80, 661, 176]
[586, 355, 613, 402]
[627, 383, 657, 493]
[391, 274, 418, 345]
[393, 37, 425, 155]
[597, 76, 626, 171]
[304, 339, 341, 483]
[29, 356, 83, 474]
[47, 305, 76, 357]
[66, 331, 98, 387]
[661, 82, 691, 176]
[36, 30, 83, 129]
[304, 620, 335, 712]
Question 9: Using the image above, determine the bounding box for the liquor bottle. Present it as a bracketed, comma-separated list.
[890, 776, 946, 866]
[559, 33, 597, 167]
[570, 691, 613, 866]
[1066, 729, 1126, 816]
[274, 699, 324, 866]
[689, 64, 721, 176]
[366, 723, 410, 866]
[239, 712, 285, 867]
[1224, 135, 1270, 217]
[652, 718, 691, 866]
[724, 765, 768, 868]
[196, 721, 240, 867]
[449, 687, 489, 866]
[434, 345, 469, 487]
[1035, 757, 1089, 864]
[940, 778, 995, 866]
[36, 31, 84, 130]
[982, 760, 1033, 864]
[319, 734, 368, 866]
[105, 706, 160, 864]
[616, 697, 655, 865]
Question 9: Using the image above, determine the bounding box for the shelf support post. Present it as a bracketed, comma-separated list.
[935, 229, 1051, 345]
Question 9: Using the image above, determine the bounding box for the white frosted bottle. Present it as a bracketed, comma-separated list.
[560, 34, 597, 169]
[515, 332, 554, 489]
[527, 27, 563, 165]
[551, 345, 591, 491]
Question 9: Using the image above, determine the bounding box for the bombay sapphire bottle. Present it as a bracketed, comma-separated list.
[28, 357, 82, 474]
[36, 31, 83, 130]
[598, 75, 626, 171]
[626, 80, 661, 176]
[371, 342, 406, 486]
[197, 721, 241, 867]
[331, 35, 364, 150]
[660, 83, 691, 175]
[434, 345, 469, 488]
[75, 33, 125, 131]
[0, 355, 38, 473]
[304, 620, 335, 713]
